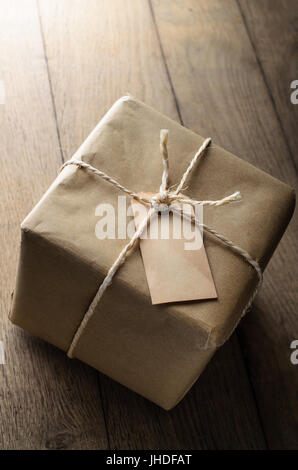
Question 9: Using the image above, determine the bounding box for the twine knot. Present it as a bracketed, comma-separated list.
[151, 189, 173, 213]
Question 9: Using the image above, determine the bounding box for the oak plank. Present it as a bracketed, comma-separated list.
[0, 0, 108, 449]
[39, 0, 266, 449]
[151, 0, 298, 449]
[238, 0, 298, 167]
[38, 0, 179, 161]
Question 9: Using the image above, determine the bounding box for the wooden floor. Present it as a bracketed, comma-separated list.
[0, 0, 297, 450]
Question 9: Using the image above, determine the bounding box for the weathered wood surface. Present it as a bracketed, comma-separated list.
[236, 0, 298, 448]
[0, 0, 108, 450]
[152, 0, 298, 450]
[0, 0, 296, 449]
[238, 0, 298, 167]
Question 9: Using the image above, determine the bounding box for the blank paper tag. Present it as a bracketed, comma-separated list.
[131, 193, 217, 305]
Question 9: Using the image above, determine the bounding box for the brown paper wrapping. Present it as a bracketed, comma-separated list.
[10, 96, 295, 409]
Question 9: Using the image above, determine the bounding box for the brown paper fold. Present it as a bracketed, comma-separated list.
[10, 96, 295, 409]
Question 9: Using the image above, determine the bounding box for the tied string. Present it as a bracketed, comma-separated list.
[60, 130, 262, 357]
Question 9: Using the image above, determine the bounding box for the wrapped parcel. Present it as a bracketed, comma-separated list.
[10, 96, 295, 409]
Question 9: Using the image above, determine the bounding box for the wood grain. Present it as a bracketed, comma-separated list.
[38, 0, 179, 161]
[0, 0, 107, 450]
[37, 0, 266, 449]
[151, 0, 298, 449]
[238, 0, 298, 168]
[1, 0, 296, 450]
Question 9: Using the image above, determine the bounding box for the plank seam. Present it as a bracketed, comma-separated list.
[236, 0, 298, 174]
[97, 375, 111, 450]
[148, 0, 184, 126]
[237, 328, 269, 449]
[36, 0, 65, 164]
